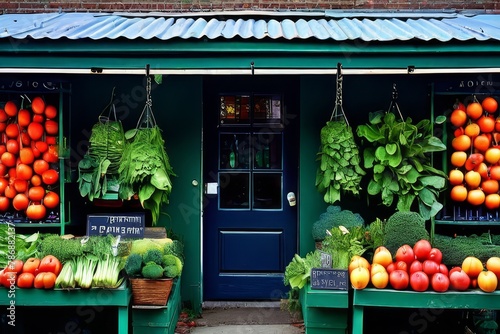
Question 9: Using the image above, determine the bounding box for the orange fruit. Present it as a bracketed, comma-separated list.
[485, 194, 500, 210]
[372, 246, 393, 269]
[450, 151, 467, 167]
[350, 267, 370, 290]
[464, 153, 484, 171]
[486, 257, 500, 280]
[485, 147, 500, 164]
[464, 123, 480, 138]
[452, 135, 471, 151]
[482, 179, 499, 194]
[482, 97, 498, 114]
[464, 170, 482, 189]
[449, 169, 464, 186]
[450, 185, 468, 202]
[462, 256, 484, 278]
[477, 115, 496, 133]
[466, 102, 483, 120]
[473, 134, 492, 152]
[475, 162, 489, 179]
[467, 188, 486, 206]
[478, 270, 498, 293]
[491, 165, 500, 181]
[349, 256, 371, 274]
[450, 109, 468, 127]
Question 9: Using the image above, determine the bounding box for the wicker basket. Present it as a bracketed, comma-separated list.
[130, 278, 173, 306]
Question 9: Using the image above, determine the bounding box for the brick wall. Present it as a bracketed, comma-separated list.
[1, 0, 498, 14]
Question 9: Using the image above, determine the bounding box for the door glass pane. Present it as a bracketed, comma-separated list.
[219, 95, 250, 125]
[253, 95, 282, 124]
[219, 172, 250, 209]
[253, 132, 282, 169]
[253, 173, 282, 210]
[220, 133, 250, 170]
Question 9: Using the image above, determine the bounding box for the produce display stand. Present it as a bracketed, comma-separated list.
[0, 281, 131, 333]
[299, 283, 349, 333]
[132, 278, 181, 334]
[352, 288, 500, 333]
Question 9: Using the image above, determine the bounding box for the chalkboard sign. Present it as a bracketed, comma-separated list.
[310, 268, 348, 290]
[87, 213, 145, 238]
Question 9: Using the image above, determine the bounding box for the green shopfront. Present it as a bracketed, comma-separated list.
[0, 10, 500, 333]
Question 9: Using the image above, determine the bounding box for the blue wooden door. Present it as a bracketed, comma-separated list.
[203, 76, 299, 300]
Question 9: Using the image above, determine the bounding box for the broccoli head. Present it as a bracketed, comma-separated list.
[130, 238, 164, 255]
[312, 205, 365, 242]
[142, 249, 163, 265]
[124, 253, 143, 277]
[141, 261, 164, 279]
[383, 211, 429, 255]
[162, 254, 183, 278]
[164, 240, 184, 262]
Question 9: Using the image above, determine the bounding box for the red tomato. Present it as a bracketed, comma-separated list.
[28, 186, 46, 201]
[17, 272, 35, 288]
[43, 191, 59, 209]
[4, 259, 24, 274]
[30, 174, 42, 187]
[12, 193, 29, 211]
[4, 101, 18, 117]
[14, 178, 28, 193]
[395, 244, 415, 266]
[0, 178, 8, 194]
[27, 122, 44, 141]
[45, 136, 56, 145]
[22, 258, 40, 275]
[31, 97, 45, 115]
[42, 151, 58, 164]
[6, 139, 19, 155]
[32, 114, 45, 123]
[0, 109, 8, 122]
[431, 272, 450, 292]
[38, 255, 61, 276]
[1, 152, 16, 167]
[34, 272, 56, 289]
[413, 239, 432, 261]
[44, 120, 58, 135]
[44, 105, 57, 119]
[1, 271, 17, 288]
[25, 203, 46, 220]
[42, 169, 59, 185]
[4, 185, 17, 199]
[5, 124, 19, 139]
[409, 260, 423, 275]
[0, 144, 6, 155]
[33, 159, 49, 175]
[449, 269, 471, 291]
[386, 262, 396, 274]
[409, 271, 429, 292]
[438, 263, 449, 276]
[389, 269, 409, 290]
[19, 147, 35, 165]
[17, 109, 31, 127]
[0, 196, 9, 211]
[20, 132, 31, 146]
[394, 260, 408, 273]
[35, 141, 48, 153]
[428, 248, 443, 264]
[422, 260, 440, 277]
[16, 163, 33, 181]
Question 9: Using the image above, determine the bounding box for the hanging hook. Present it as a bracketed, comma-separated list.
[145, 64, 150, 77]
[250, 61, 255, 76]
[336, 62, 343, 81]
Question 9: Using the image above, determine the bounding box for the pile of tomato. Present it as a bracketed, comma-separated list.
[0, 96, 60, 221]
[349, 240, 500, 293]
[448, 96, 500, 209]
[0, 255, 61, 289]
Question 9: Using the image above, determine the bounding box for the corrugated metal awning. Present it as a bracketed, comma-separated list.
[0, 11, 499, 42]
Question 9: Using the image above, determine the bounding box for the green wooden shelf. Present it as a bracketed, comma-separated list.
[353, 288, 500, 333]
[0, 281, 131, 333]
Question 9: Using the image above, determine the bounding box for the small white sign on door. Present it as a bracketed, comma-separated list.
[206, 182, 218, 195]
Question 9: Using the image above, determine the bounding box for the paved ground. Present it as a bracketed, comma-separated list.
[176, 302, 304, 334]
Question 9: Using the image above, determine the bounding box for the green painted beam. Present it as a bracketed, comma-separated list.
[0, 53, 499, 70]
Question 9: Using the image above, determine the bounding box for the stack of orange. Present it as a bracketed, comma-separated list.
[449, 96, 500, 209]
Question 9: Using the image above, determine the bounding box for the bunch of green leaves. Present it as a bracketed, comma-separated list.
[356, 111, 447, 220]
[321, 225, 369, 269]
[284, 251, 321, 289]
[316, 120, 365, 204]
[118, 126, 175, 225]
[0, 224, 40, 267]
[78, 119, 125, 200]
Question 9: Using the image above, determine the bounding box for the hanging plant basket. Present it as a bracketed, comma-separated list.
[129, 278, 173, 306]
